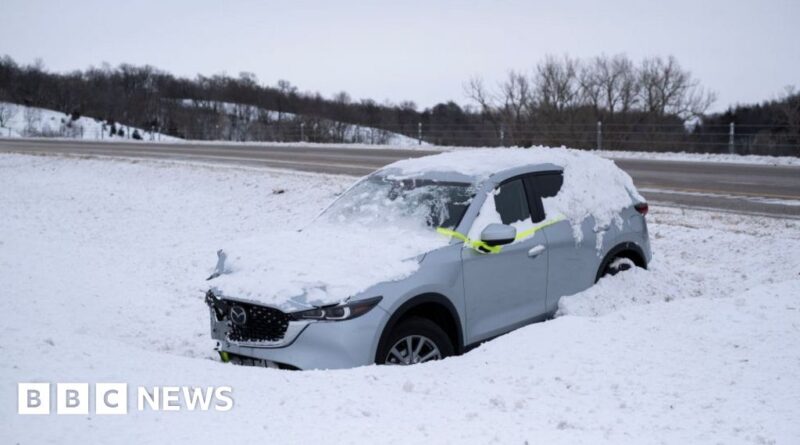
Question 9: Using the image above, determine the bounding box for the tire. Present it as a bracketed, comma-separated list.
[599, 256, 636, 279]
[377, 317, 454, 365]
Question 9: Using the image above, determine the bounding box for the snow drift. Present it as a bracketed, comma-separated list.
[2, 153, 799, 444]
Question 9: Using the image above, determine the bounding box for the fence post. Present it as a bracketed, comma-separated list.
[500, 126, 505, 147]
[300, 122, 305, 142]
[596, 121, 603, 151]
[417, 122, 422, 145]
[728, 122, 735, 154]
[596, 121, 603, 150]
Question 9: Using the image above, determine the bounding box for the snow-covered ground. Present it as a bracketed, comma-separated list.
[1, 153, 799, 444]
[593, 149, 800, 166]
[445, 145, 799, 166]
[0, 101, 179, 141]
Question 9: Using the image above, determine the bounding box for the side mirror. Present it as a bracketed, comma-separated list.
[480, 223, 516, 247]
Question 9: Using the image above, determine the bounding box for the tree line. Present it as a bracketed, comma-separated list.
[0, 54, 797, 155]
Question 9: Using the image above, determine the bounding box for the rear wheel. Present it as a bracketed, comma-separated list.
[602, 256, 635, 278]
[378, 317, 454, 365]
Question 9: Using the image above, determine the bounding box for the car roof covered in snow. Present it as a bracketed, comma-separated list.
[377, 148, 566, 183]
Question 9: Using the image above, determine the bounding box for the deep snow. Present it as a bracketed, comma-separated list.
[1, 153, 799, 444]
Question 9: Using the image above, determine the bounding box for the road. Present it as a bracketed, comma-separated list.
[2, 138, 799, 218]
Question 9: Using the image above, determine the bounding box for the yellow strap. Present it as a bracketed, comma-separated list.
[436, 227, 502, 254]
[437, 216, 565, 254]
[514, 216, 565, 241]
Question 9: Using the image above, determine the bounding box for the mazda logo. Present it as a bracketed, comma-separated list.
[229, 305, 247, 326]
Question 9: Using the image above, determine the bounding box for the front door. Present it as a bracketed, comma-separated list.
[461, 178, 549, 344]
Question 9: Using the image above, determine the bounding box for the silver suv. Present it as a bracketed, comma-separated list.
[204, 151, 651, 370]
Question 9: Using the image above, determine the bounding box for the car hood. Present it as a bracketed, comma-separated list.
[204, 224, 447, 312]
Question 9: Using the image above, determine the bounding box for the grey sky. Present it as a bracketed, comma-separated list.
[2, 0, 798, 112]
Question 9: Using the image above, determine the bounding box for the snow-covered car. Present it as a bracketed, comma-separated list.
[204, 148, 651, 370]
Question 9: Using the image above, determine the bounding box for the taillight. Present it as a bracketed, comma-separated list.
[635, 202, 649, 216]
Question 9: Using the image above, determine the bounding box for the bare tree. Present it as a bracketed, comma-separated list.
[464, 76, 497, 122]
[588, 54, 639, 116]
[465, 72, 533, 144]
[615, 56, 640, 115]
[499, 71, 533, 122]
[578, 59, 602, 114]
[637, 56, 715, 119]
[330, 92, 352, 142]
[0, 101, 15, 129]
[534, 55, 581, 113]
[23, 106, 42, 136]
[776, 86, 800, 145]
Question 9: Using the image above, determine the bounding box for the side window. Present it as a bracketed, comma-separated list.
[524, 171, 564, 222]
[494, 179, 531, 225]
[533, 172, 563, 198]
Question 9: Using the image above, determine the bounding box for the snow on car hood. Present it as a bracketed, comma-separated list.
[205, 224, 447, 311]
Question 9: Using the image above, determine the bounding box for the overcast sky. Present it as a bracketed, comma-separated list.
[2, 0, 798, 112]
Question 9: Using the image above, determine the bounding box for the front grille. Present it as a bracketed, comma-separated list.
[226, 301, 290, 343]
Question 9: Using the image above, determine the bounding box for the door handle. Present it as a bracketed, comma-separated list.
[528, 245, 546, 258]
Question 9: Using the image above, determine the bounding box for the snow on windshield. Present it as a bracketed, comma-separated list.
[320, 176, 475, 231]
[210, 177, 475, 310]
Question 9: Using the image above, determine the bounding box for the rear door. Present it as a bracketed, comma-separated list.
[524, 171, 599, 314]
[461, 177, 549, 344]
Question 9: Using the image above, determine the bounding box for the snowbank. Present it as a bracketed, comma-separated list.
[191, 140, 797, 166]
[594, 148, 800, 166]
[2, 153, 799, 444]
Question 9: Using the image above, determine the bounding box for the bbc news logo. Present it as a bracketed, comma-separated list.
[18, 383, 234, 415]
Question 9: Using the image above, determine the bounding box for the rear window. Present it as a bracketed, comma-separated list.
[531, 172, 563, 198]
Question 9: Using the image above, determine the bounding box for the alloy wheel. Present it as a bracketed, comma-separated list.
[385, 335, 442, 365]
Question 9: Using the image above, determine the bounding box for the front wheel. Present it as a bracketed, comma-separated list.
[378, 317, 454, 365]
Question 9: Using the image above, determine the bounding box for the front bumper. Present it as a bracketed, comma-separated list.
[208, 297, 388, 370]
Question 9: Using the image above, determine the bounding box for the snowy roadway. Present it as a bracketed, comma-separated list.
[1, 153, 798, 444]
[1, 138, 799, 218]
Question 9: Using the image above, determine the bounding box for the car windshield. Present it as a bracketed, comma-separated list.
[319, 176, 474, 230]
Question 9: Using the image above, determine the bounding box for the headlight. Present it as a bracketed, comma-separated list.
[290, 296, 382, 321]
